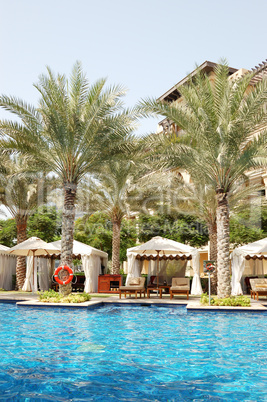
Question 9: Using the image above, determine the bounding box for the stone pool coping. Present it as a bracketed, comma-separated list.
[1, 292, 266, 312]
[12, 298, 267, 312]
[186, 301, 267, 311]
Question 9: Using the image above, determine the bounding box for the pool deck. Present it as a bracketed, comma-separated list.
[0, 291, 266, 312]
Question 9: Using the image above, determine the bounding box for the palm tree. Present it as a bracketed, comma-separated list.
[139, 61, 267, 297]
[161, 170, 261, 293]
[0, 155, 47, 289]
[77, 142, 151, 274]
[163, 173, 218, 291]
[0, 62, 136, 293]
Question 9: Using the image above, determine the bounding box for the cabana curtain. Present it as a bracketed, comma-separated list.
[231, 237, 267, 295]
[0, 253, 16, 290]
[22, 256, 38, 292]
[82, 254, 102, 293]
[38, 258, 54, 291]
[147, 259, 187, 285]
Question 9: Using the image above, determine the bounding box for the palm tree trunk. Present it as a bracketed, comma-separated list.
[216, 190, 231, 298]
[112, 219, 121, 275]
[208, 222, 217, 294]
[60, 181, 77, 295]
[16, 216, 28, 290]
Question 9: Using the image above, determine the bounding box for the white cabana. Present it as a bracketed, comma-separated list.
[126, 236, 202, 295]
[0, 244, 16, 290]
[8, 237, 61, 292]
[231, 237, 267, 295]
[50, 240, 108, 293]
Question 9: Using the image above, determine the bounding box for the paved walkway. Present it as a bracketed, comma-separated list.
[1, 291, 266, 311]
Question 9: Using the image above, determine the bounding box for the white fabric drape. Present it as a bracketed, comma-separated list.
[231, 252, 245, 295]
[22, 256, 38, 292]
[147, 260, 158, 284]
[148, 260, 187, 285]
[254, 259, 263, 276]
[22, 256, 33, 291]
[102, 257, 108, 271]
[230, 250, 264, 295]
[49, 259, 55, 288]
[230, 237, 267, 295]
[38, 258, 50, 291]
[190, 250, 202, 295]
[0, 254, 16, 290]
[126, 254, 142, 284]
[82, 254, 101, 293]
[32, 257, 38, 292]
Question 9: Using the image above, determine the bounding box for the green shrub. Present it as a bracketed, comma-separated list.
[38, 289, 91, 303]
[200, 293, 250, 307]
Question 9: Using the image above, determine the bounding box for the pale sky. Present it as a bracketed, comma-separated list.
[0, 0, 266, 136]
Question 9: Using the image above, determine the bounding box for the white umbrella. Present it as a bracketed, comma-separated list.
[8, 237, 61, 257]
[7, 237, 61, 291]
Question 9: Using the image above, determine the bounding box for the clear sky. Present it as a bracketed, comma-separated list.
[0, 0, 266, 136]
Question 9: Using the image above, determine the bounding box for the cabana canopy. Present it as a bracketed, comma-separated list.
[0, 244, 10, 254]
[7, 237, 61, 292]
[126, 236, 202, 295]
[50, 240, 108, 293]
[231, 237, 267, 295]
[50, 240, 108, 259]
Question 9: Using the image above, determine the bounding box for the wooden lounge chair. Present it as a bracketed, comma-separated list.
[245, 276, 258, 295]
[249, 278, 267, 301]
[119, 277, 146, 299]
[170, 277, 190, 300]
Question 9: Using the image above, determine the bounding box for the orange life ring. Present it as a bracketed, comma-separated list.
[54, 265, 74, 285]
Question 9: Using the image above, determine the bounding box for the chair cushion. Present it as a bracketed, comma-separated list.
[250, 278, 267, 291]
[120, 285, 144, 290]
[172, 278, 189, 287]
[171, 286, 189, 291]
[129, 277, 140, 285]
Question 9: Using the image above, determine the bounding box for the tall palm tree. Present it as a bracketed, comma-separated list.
[161, 170, 261, 293]
[77, 142, 152, 274]
[162, 172, 218, 291]
[139, 61, 267, 297]
[0, 155, 47, 289]
[0, 62, 136, 293]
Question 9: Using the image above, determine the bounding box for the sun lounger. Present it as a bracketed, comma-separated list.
[119, 277, 146, 299]
[249, 278, 267, 301]
[170, 277, 190, 300]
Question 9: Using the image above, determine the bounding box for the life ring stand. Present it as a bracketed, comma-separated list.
[54, 265, 74, 285]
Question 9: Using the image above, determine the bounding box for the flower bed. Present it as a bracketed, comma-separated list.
[38, 289, 91, 303]
[200, 293, 251, 307]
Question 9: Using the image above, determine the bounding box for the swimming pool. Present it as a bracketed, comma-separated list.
[0, 303, 266, 401]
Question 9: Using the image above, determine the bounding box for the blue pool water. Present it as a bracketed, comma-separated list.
[0, 303, 266, 401]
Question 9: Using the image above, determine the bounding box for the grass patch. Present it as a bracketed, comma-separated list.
[38, 289, 91, 303]
[201, 293, 251, 307]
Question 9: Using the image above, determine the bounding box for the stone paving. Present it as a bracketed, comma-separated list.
[1, 291, 266, 311]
